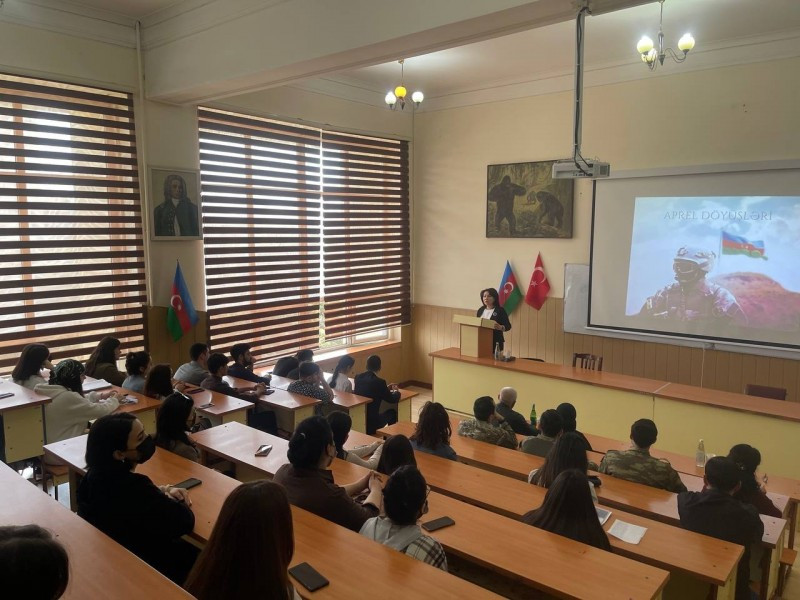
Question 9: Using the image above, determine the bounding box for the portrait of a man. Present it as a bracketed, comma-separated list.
[149, 168, 201, 240]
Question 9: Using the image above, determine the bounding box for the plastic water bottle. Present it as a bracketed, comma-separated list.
[695, 439, 706, 467]
[494, 343, 500, 360]
[530, 403, 537, 427]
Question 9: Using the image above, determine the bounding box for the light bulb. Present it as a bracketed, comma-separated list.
[642, 48, 657, 64]
[411, 91, 424, 104]
[678, 33, 695, 53]
[636, 36, 654, 55]
[385, 91, 396, 106]
[394, 85, 407, 99]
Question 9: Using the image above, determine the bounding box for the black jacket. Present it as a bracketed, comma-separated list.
[272, 356, 299, 377]
[354, 370, 400, 434]
[476, 305, 512, 349]
[495, 402, 536, 436]
[678, 489, 764, 600]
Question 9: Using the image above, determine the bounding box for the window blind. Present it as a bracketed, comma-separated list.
[198, 108, 322, 360]
[321, 131, 410, 340]
[0, 73, 145, 371]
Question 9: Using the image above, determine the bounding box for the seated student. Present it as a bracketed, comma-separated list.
[174, 343, 210, 386]
[201, 353, 276, 433]
[728, 444, 781, 518]
[555, 402, 592, 452]
[495, 387, 537, 436]
[272, 354, 299, 378]
[377, 434, 417, 476]
[410, 401, 457, 461]
[155, 392, 206, 462]
[355, 355, 401, 435]
[521, 409, 563, 457]
[360, 465, 448, 571]
[329, 355, 355, 393]
[121, 350, 151, 394]
[678, 456, 764, 600]
[287, 362, 335, 416]
[273, 416, 382, 532]
[35, 359, 120, 445]
[143, 363, 185, 400]
[598, 418, 687, 493]
[77, 413, 197, 583]
[529, 432, 597, 502]
[286, 349, 314, 380]
[0, 524, 70, 600]
[523, 469, 611, 551]
[227, 343, 270, 385]
[328, 411, 384, 470]
[84, 336, 126, 386]
[457, 396, 518, 449]
[11, 343, 52, 390]
[185, 481, 300, 600]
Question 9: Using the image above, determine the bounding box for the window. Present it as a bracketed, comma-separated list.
[0, 73, 145, 371]
[198, 107, 410, 361]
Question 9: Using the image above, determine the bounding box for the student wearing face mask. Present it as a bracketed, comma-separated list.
[77, 413, 197, 583]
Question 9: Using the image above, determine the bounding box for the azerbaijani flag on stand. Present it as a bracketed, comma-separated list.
[721, 231, 767, 260]
[498, 260, 523, 314]
[167, 262, 198, 341]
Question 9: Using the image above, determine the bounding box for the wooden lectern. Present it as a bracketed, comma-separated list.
[453, 315, 496, 358]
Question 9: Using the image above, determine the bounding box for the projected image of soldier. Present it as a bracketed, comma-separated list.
[639, 246, 747, 325]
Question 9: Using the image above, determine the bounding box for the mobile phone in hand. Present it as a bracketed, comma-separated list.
[289, 563, 329, 591]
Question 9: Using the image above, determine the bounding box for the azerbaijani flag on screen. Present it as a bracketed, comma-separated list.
[498, 261, 523, 314]
[721, 231, 767, 260]
[167, 263, 198, 341]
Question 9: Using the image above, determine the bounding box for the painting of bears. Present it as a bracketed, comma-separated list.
[486, 160, 573, 239]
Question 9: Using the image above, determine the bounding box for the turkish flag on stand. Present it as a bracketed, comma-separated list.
[525, 252, 551, 310]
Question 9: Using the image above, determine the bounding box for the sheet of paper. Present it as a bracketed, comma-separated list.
[607, 520, 647, 544]
[596, 506, 612, 525]
[83, 379, 112, 391]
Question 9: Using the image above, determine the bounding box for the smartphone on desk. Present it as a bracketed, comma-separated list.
[198, 402, 214, 409]
[0, 392, 14, 400]
[289, 563, 329, 592]
[185, 388, 204, 395]
[264, 389, 276, 395]
[421, 516, 455, 532]
[255, 444, 272, 457]
[173, 478, 202, 490]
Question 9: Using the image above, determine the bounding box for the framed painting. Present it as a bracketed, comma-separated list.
[148, 167, 202, 241]
[486, 160, 574, 238]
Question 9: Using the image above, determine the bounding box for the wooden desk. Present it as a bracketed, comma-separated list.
[266, 374, 294, 390]
[174, 386, 251, 426]
[430, 347, 800, 481]
[45, 431, 503, 599]
[192, 424, 668, 599]
[322, 371, 418, 423]
[0, 379, 49, 463]
[0, 462, 192, 599]
[254, 388, 319, 432]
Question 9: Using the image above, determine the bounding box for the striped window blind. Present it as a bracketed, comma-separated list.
[198, 107, 410, 359]
[0, 73, 145, 371]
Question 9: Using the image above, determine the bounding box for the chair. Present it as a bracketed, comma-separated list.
[744, 384, 787, 401]
[572, 353, 603, 371]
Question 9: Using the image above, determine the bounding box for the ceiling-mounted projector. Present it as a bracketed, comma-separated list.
[552, 159, 610, 179]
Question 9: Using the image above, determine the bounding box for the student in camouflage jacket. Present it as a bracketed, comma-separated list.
[457, 396, 518, 450]
[598, 418, 687, 493]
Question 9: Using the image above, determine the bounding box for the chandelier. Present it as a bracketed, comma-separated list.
[636, 0, 695, 70]
[384, 59, 423, 110]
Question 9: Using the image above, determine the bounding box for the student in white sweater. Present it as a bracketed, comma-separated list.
[327, 410, 383, 470]
[35, 359, 121, 445]
[328, 356, 355, 393]
[11, 343, 52, 390]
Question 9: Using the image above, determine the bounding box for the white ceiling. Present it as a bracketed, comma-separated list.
[328, 0, 800, 101]
[61, 0, 188, 20]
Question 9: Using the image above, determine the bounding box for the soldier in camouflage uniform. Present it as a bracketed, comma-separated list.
[598, 418, 686, 493]
[457, 396, 518, 450]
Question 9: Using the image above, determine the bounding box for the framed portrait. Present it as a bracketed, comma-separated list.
[486, 160, 574, 239]
[148, 167, 202, 241]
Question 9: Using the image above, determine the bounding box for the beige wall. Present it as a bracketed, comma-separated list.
[412, 57, 800, 306]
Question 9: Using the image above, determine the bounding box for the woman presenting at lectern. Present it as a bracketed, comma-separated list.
[477, 288, 512, 351]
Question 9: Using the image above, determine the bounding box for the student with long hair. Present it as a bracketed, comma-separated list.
[274, 416, 382, 531]
[35, 359, 120, 445]
[122, 351, 151, 394]
[523, 469, 611, 551]
[77, 413, 196, 583]
[155, 392, 203, 462]
[555, 403, 592, 451]
[0, 524, 70, 600]
[410, 401, 457, 461]
[727, 444, 781, 518]
[376, 434, 417, 476]
[185, 481, 299, 600]
[84, 336, 125, 386]
[327, 411, 383, 470]
[11, 343, 52, 390]
[529, 432, 597, 501]
[329, 355, 355, 392]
